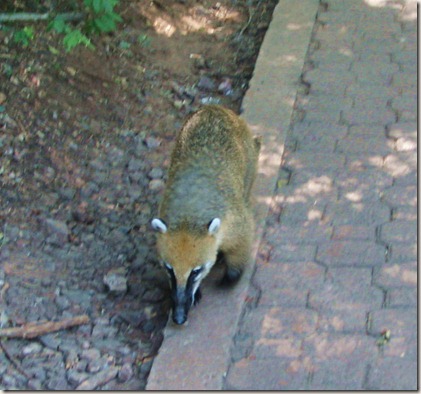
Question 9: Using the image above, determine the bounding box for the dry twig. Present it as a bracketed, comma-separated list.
[0, 314, 90, 339]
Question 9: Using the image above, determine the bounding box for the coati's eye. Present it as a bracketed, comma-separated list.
[191, 266, 203, 276]
[164, 262, 173, 271]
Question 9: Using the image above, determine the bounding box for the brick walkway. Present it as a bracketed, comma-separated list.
[146, 0, 417, 390]
[224, 0, 417, 390]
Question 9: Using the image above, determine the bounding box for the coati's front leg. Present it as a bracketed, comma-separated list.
[219, 238, 251, 286]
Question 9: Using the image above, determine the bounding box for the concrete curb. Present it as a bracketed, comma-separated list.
[145, 0, 319, 390]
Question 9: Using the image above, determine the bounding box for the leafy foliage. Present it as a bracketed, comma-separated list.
[12, 26, 35, 47]
[48, 0, 122, 51]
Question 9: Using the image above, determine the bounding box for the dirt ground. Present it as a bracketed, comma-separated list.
[0, 0, 278, 389]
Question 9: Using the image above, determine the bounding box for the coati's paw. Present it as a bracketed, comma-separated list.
[193, 287, 202, 305]
[220, 267, 243, 287]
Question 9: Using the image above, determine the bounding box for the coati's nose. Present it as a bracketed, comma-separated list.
[172, 307, 187, 325]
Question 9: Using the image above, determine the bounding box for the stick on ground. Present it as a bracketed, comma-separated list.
[0, 315, 90, 339]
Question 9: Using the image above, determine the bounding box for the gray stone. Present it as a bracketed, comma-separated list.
[22, 342, 43, 356]
[103, 269, 128, 293]
[118, 362, 134, 382]
[67, 369, 89, 386]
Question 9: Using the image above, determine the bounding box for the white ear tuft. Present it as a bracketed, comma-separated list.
[207, 218, 221, 235]
[151, 218, 168, 233]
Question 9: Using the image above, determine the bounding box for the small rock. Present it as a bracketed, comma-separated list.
[200, 96, 221, 105]
[55, 295, 71, 310]
[47, 375, 71, 390]
[128, 158, 144, 172]
[218, 78, 233, 95]
[90, 119, 102, 135]
[39, 334, 61, 350]
[80, 348, 101, 362]
[87, 357, 108, 373]
[0, 92, 6, 104]
[22, 342, 43, 356]
[3, 374, 17, 387]
[144, 137, 161, 149]
[81, 182, 99, 198]
[103, 269, 127, 293]
[27, 378, 43, 390]
[75, 359, 88, 372]
[198, 76, 216, 91]
[148, 167, 164, 179]
[149, 179, 165, 191]
[65, 349, 79, 369]
[44, 218, 69, 245]
[75, 366, 119, 390]
[67, 370, 89, 386]
[91, 323, 118, 339]
[117, 363, 133, 382]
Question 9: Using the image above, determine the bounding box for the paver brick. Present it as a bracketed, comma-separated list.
[387, 287, 417, 307]
[392, 94, 417, 121]
[317, 309, 368, 333]
[265, 222, 332, 244]
[225, 357, 309, 390]
[336, 135, 394, 155]
[386, 121, 417, 139]
[268, 243, 317, 262]
[331, 225, 375, 240]
[295, 133, 337, 152]
[382, 185, 417, 207]
[388, 242, 417, 263]
[392, 206, 417, 221]
[341, 108, 396, 126]
[316, 241, 386, 266]
[303, 333, 377, 390]
[383, 152, 417, 177]
[336, 169, 393, 202]
[392, 72, 417, 89]
[374, 262, 417, 288]
[254, 261, 325, 306]
[283, 152, 346, 170]
[324, 200, 391, 225]
[229, 307, 319, 368]
[379, 220, 417, 243]
[279, 201, 326, 224]
[309, 267, 383, 310]
[369, 309, 417, 360]
[290, 121, 348, 139]
[366, 357, 417, 390]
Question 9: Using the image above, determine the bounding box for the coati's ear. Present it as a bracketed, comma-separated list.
[151, 218, 168, 233]
[207, 218, 221, 235]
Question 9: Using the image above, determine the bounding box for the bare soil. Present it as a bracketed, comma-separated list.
[0, 0, 278, 389]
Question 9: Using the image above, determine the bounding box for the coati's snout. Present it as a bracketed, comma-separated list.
[171, 285, 201, 325]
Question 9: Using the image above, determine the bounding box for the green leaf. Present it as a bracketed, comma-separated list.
[92, 0, 103, 13]
[103, 0, 119, 13]
[48, 45, 60, 55]
[63, 29, 93, 51]
[48, 16, 70, 34]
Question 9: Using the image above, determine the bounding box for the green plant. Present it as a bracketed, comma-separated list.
[12, 26, 34, 47]
[84, 0, 122, 35]
[138, 34, 151, 47]
[48, 0, 122, 51]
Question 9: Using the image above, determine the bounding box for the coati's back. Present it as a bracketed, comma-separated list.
[151, 105, 260, 325]
[160, 105, 259, 231]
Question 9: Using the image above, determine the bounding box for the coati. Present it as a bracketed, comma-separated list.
[151, 105, 260, 325]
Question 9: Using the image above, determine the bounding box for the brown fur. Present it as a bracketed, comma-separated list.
[153, 105, 260, 285]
